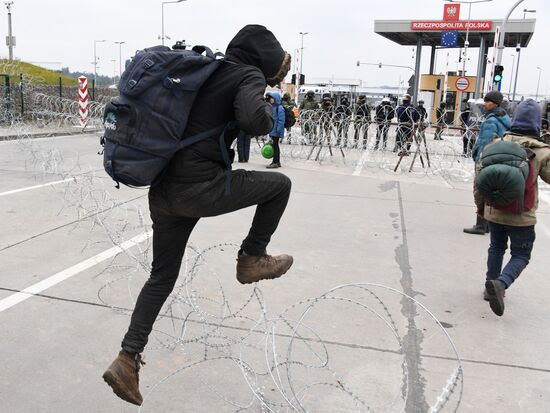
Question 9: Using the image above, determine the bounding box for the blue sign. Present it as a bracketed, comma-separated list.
[441, 30, 458, 48]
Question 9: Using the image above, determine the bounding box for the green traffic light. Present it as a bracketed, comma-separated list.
[494, 75, 502, 82]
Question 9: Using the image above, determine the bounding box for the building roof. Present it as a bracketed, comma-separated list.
[374, 19, 535, 48]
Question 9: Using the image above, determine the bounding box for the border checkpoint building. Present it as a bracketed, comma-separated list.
[374, 4, 535, 123]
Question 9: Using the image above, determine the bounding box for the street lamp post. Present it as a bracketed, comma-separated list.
[114, 41, 126, 82]
[495, 0, 525, 90]
[513, 9, 536, 101]
[110, 59, 117, 86]
[536, 67, 542, 101]
[161, 0, 186, 46]
[5, 1, 14, 61]
[294, 32, 308, 102]
[523, 8, 536, 19]
[299, 32, 309, 76]
[508, 53, 516, 97]
[512, 43, 521, 102]
[93, 39, 106, 88]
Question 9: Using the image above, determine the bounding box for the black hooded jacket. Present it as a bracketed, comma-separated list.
[165, 25, 284, 183]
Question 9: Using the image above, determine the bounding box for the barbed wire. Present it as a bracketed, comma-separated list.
[252, 105, 484, 184]
[1, 95, 464, 411]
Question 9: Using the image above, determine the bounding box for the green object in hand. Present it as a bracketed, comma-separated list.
[261, 143, 274, 159]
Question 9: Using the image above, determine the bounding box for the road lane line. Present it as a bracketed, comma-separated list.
[0, 231, 152, 313]
[0, 177, 77, 197]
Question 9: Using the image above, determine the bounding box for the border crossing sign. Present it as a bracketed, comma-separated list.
[455, 77, 470, 91]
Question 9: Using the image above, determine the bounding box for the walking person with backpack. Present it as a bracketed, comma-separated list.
[266, 91, 286, 168]
[474, 99, 550, 316]
[102, 25, 293, 406]
[464, 91, 511, 235]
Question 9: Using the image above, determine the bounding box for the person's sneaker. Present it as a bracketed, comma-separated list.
[103, 350, 145, 406]
[236, 253, 293, 284]
[485, 280, 506, 316]
[266, 163, 280, 169]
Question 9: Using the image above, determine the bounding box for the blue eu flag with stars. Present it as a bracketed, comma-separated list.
[441, 30, 458, 48]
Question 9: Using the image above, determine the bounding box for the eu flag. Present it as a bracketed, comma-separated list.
[441, 30, 458, 48]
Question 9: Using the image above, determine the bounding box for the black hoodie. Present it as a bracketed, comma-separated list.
[225, 25, 285, 80]
[165, 25, 284, 183]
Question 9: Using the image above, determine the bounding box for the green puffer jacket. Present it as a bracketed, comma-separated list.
[474, 133, 550, 226]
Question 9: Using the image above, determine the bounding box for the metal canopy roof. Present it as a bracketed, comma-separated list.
[374, 19, 535, 48]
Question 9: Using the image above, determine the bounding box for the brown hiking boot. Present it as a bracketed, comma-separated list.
[103, 350, 145, 406]
[236, 253, 293, 284]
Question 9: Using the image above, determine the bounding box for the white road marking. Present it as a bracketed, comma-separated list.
[0, 231, 152, 313]
[0, 177, 77, 197]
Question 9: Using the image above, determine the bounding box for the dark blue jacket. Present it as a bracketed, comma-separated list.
[396, 101, 420, 124]
[472, 107, 511, 161]
[266, 92, 285, 138]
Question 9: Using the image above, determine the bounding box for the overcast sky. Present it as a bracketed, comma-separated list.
[4, 0, 549, 97]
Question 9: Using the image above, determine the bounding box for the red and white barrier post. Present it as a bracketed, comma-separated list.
[78, 76, 89, 127]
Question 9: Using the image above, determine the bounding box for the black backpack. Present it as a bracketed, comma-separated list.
[283, 106, 296, 128]
[100, 45, 230, 188]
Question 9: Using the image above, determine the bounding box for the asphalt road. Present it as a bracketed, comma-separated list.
[1, 133, 549, 412]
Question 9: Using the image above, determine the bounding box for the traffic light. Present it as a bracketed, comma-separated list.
[291, 74, 306, 85]
[493, 65, 504, 83]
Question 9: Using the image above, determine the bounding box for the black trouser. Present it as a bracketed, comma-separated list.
[375, 122, 389, 149]
[435, 123, 444, 139]
[271, 136, 281, 164]
[353, 119, 362, 141]
[462, 131, 475, 156]
[237, 133, 251, 162]
[396, 125, 412, 152]
[121, 169, 292, 354]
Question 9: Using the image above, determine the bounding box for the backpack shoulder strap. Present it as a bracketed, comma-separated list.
[179, 124, 227, 148]
[191, 45, 215, 59]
